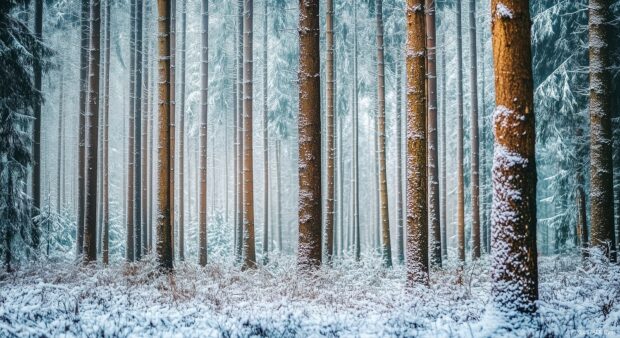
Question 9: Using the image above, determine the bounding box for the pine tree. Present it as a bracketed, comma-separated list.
[468, 0, 480, 260]
[490, 0, 538, 314]
[456, 0, 465, 263]
[102, 0, 111, 265]
[199, 0, 209, 267]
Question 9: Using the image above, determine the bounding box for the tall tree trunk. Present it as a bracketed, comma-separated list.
[178, 0, 186, 262]
[298, 0, 322, 268]
[33, 0, 42, 219]
[406, 0, 428, 286]
[426, 0, 440, 267]
[199, 0, 208, 267]
[134, 0, 144, 260]
[440, 31, 447, 260]
[262, 0, 269, 264]
[235, 0, 244, 262]
[589, 0, 616, 262]
[490, 0, 538, 314]
[157, 0, 173, 271]
[169, 0, 176, 259]
[126, 0, 136, 262]
[479, 21, 489, 255]
[77, 0, 89, 256]
[84, 0, 101, 262]
[102, 0, 111, 265]
[468, 0, 481, 260]
[352, 1, 361, 262]
[396, 55, 404, 264]
[325, 0, 335, 263]
[456, 0, 465, 263]
[375, 0, 391, 267]
[276, 140, 283, 251]
[142, 1, 150, 255]
[56, 74, 64, 214]
[242, 0, 257, 269]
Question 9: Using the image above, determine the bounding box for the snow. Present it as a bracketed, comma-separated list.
[496, 3, 514, 19]
[1, 253, 618, 337]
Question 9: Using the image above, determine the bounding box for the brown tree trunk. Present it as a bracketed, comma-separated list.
[297, 0, 322, 268]
[77, 0, 89, 256]
[262, 0, 270, 264]
[102, 0, 111, 265]
[157, 0, 173, 271]
[199, 0, 208, 267]
[134, 0, 143, 260]
[169, 0, 176, 260]
[325, 0, 335, 263]
[178, 0, 186, 262]
[490, 0, 538, 313]
[84, 0, 101, 262]
[469, 0, 481, 260]
[141, 0, 150, 255]
[426, 0, 440, 267]
[589, 0, 616, 262]
[406, 0, 428, 286]
[456, 0, 465, 263]
[242, 0, 257, 269]
[375, 0, 391, 267]
[126, 0, 136, 262]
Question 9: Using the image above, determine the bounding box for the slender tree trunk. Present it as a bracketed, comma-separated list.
[352, 1, 361, 262]
[276, 140, 283, 251]
[338, 116, 344, 258]
[325, 0, 335, 263]
[148, 41, 155, 252]
[468, 0, 481, 260]
[134, 0, 143, 260]
[178, 0, 186, 261]
[235, 0, 244, 262]
[406, 0, 428, 286]
[77, 0, 89, 256]
[490, 0, 538, 313]
[84, 0, 101, 262]
[479, 17, 489, 255]
[157, 0, 173, 271]
[126, 0, 136, 262]
[395, 55, 404, 264]
[242, 0, 257, 269]
[456, 0, 465, 263]
[440, 31, 447, 260]
[56, 74, 64, 214]
[199, 0, 208, 267]
[589, 0, 616, 262]
[374, 0, 391, 267]
[425, 0, 440, 267]
[102, 0, 111, 265]
[33, 0, 43, 219]
[142, 1, 150, 255]
[170, 0, 176, 259]
[262, 0, 269, 264]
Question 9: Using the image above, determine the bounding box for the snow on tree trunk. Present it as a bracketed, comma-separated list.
[490, 0, 538, 314]
[456, 0, 465, 263]
[406, 0, 428, 286]
[262, 0, 270, 264]
[126, 0, 136, 262]
[589, 0, 616, 262]
[134, 0, 143, 261]
[102, 0, 111, 265]
[469, 0, 481, 260]
[199, 0, 208, 267]
[178, 0, 187, 262]
[77, 0, 89, 257]
[325, 0, 335, 264]
[297, 0, 322, 268]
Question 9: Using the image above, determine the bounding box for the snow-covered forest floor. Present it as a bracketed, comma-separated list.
[1, 253, 619, 337]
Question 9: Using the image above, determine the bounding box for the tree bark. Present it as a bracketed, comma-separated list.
[178, 0, 186, 262]
[56, 74, 64, 214]
[235, 0, 244, 262]
[84, 0, 101, 262]
[490, 0, 538, 314]
[134, 0, 143, 261]
[199, 0, 208, 267]
[352, 1, 361, 262]
[77, 0, 89, 256]
[396, 54, 404, 264]
[157, 0, 173, 271]
[169, 0, 176, 259]
[469, 0, 481, 260]
[440, 31, 447, 260]
[102, 0, 111, 265]
[406, 0, 428, 286]
[33, 0, 42, 219]
[276, 139, 283, 251]
[426, 0, 440, 267]
[325, 0, 335, 264]
[297, 0, 322, 268]
[262, 0, 270, 264]
[456, 0, 465, 263]
[589, 0, 616, 262]
[242, 0, 257, 269]
[126, 0, 136, 262]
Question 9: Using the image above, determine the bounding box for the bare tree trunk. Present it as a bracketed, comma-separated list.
[440, 31, 447, 260]
[142, 0, 151, 255]
[490, 0, 538, 313]
[235, 0, 244, 262]
[352, 1, 361, 262]
[297, 0, 322, 268]
[456, 0, 465, 263]
[425, 0, 440, 267]
[589, 0, 616, 262]
[262, 0, 270, 264]
[157, 0, 173, 271]
[178, 0, 186, 262]
[77, 0, 89, 256]
[199, 0, 208, 267]
[33, 0, 42, 219]
[276, 140, 283, 251]
[325, 0, 335, 263]
[395, 55, 404, 264]
[479, 17, 489, 255]
[102, 0, 111, 265]
[56, 74, 64, 214]
[242, 0, 257, 269]
[134, 0, 143, 260]
[406, 0, 428, 286]
[468, 0, 481, 260]
[126, 0, 136, 262]
[84, 0, 101, 262]
[170, 0, 176, 260]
